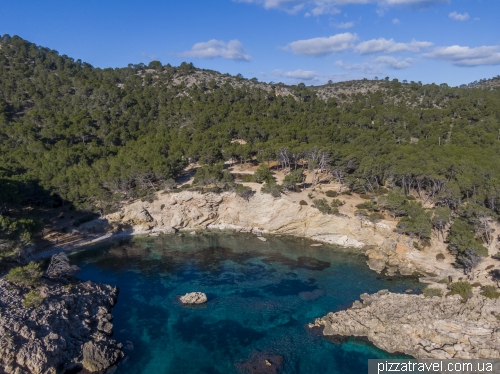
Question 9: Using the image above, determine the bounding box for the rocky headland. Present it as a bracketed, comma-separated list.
[0, 278, 122, 373]
[313, 289, 500, 359]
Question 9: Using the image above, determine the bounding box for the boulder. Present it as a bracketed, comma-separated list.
[82, 341, 122, 372]
[179, 292, 207, 305]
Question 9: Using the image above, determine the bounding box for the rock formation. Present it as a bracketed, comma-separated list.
[313, 289, 500, 359]
[105, 191, 457, 277]
[179, 292, 207, 305]
[0, 278, 123, 373]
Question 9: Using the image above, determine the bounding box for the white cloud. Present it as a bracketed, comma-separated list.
[355, 38, 433, 54]
[424, 45, 500, 66]
[335, 21, 355, 28]
[273, 69, 318, 79]
[392, 18, 400, 24]
[449, 11, 469, 21]
[178, 39, 251, 61]
[234, 0, 448, 14]
[285, 33, 358, 56]
[335, 60, 382, 74]
[310, 3, 340, 15]
[374, 56, 412, 69]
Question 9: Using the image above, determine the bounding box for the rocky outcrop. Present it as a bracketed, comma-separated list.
[0, 279, 123, 373]
[179, 292, 207, 305]
[105, 191, 455, 276]
[313, 290, 500, 359]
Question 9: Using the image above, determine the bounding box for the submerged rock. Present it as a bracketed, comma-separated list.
[0, 278, 123, 373]
[180, 292, 207, 305]
[235, 351, 284, 374]
[313, 289, 500, 359]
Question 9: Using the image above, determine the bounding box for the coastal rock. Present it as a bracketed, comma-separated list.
[82, 341, 122, 372]
[106, 191, 462, 277]
[313, 290, 500, 359]
[0, 279, 123, 373]
[180, 292, 207, 304]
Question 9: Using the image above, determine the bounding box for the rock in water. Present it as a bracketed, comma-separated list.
[313, 289, 500, 359]
[179, 292, 207, 304]
[0, 279, 123, 373]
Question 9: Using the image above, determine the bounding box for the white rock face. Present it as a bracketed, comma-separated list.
[314, 290, 500, 359]
[180, 292, 207, 305]
[106, 191, 459, 277]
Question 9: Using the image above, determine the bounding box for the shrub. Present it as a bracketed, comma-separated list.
[299, 200, 308, 206]
[481, 285, 500, 299]
[6, 262, 43, 287]
[261, 183, 282, 198]
[355, 201, 376, 211]
[253, 164, 273, 184]
[330, 199, 345, 208]
[23, 290, 44, 309]
[282, 169, 305, 190]
[241, 174, 254, 182]
[406, 195, 416, 201]
[423, 287, 442, 298]
[312, 198, 340, 215]
[359, 193, 371, 200]
[234, 184, 253, 201]
[448, 281, 473, 299]
[325, 190, 338, 198]
[377, 187, 389, 195]
[307, 193, 314, 199]
[438, 277, 450, 284]
[436, 253, 445, 261]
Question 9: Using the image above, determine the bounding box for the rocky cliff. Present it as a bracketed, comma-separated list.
[313, 290, 500, 359]
[105, 191, 458, 278]
[0, 279, 122, 373]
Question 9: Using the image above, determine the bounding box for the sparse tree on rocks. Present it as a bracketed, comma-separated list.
[46, 253, 80, 279]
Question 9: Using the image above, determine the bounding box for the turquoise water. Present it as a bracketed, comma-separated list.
[70, 232, 424, 374]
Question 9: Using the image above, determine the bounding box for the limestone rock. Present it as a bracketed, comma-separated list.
[82, 341, 122, 372]
[107, 190, 462, 277]
[314, 290, 500, 359]
[0, 279, 123, 373]
[180, 292, 207, 305]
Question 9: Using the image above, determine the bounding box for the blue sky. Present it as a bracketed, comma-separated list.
[2, 0, 499, 86]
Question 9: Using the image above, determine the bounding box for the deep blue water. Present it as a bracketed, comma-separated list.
[70, 231, 424, 374]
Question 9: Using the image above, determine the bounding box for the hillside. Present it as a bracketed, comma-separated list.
[1, 34, 500, 274]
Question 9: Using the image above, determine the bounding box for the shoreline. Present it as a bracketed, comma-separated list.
[31, 189, 470, 283]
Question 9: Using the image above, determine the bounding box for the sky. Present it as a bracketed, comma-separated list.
[2, 0, 499, 86]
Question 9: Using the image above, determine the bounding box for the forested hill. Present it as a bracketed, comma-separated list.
[1, 34, 500, 263]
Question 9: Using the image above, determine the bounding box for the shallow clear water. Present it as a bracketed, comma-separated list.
[70, 232, 424, 374]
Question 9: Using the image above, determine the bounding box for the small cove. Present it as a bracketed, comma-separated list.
[69, 231, 424, 374]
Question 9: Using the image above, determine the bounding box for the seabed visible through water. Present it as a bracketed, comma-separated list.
[70, 231, 423, 374]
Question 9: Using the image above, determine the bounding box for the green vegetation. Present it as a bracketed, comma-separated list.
[23, 290, 45, 308]
[325, 190, 338, 198]
[1, 35, 500, 266]
[5, 262, 43, 287]
[448, 281, 473, 299]
[261, 183, 282, 198]
[480, 285, 500, 299]
[253, 164, 274, 184]
[423, 287, 443, 297]
[312, 198, 342, 215]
